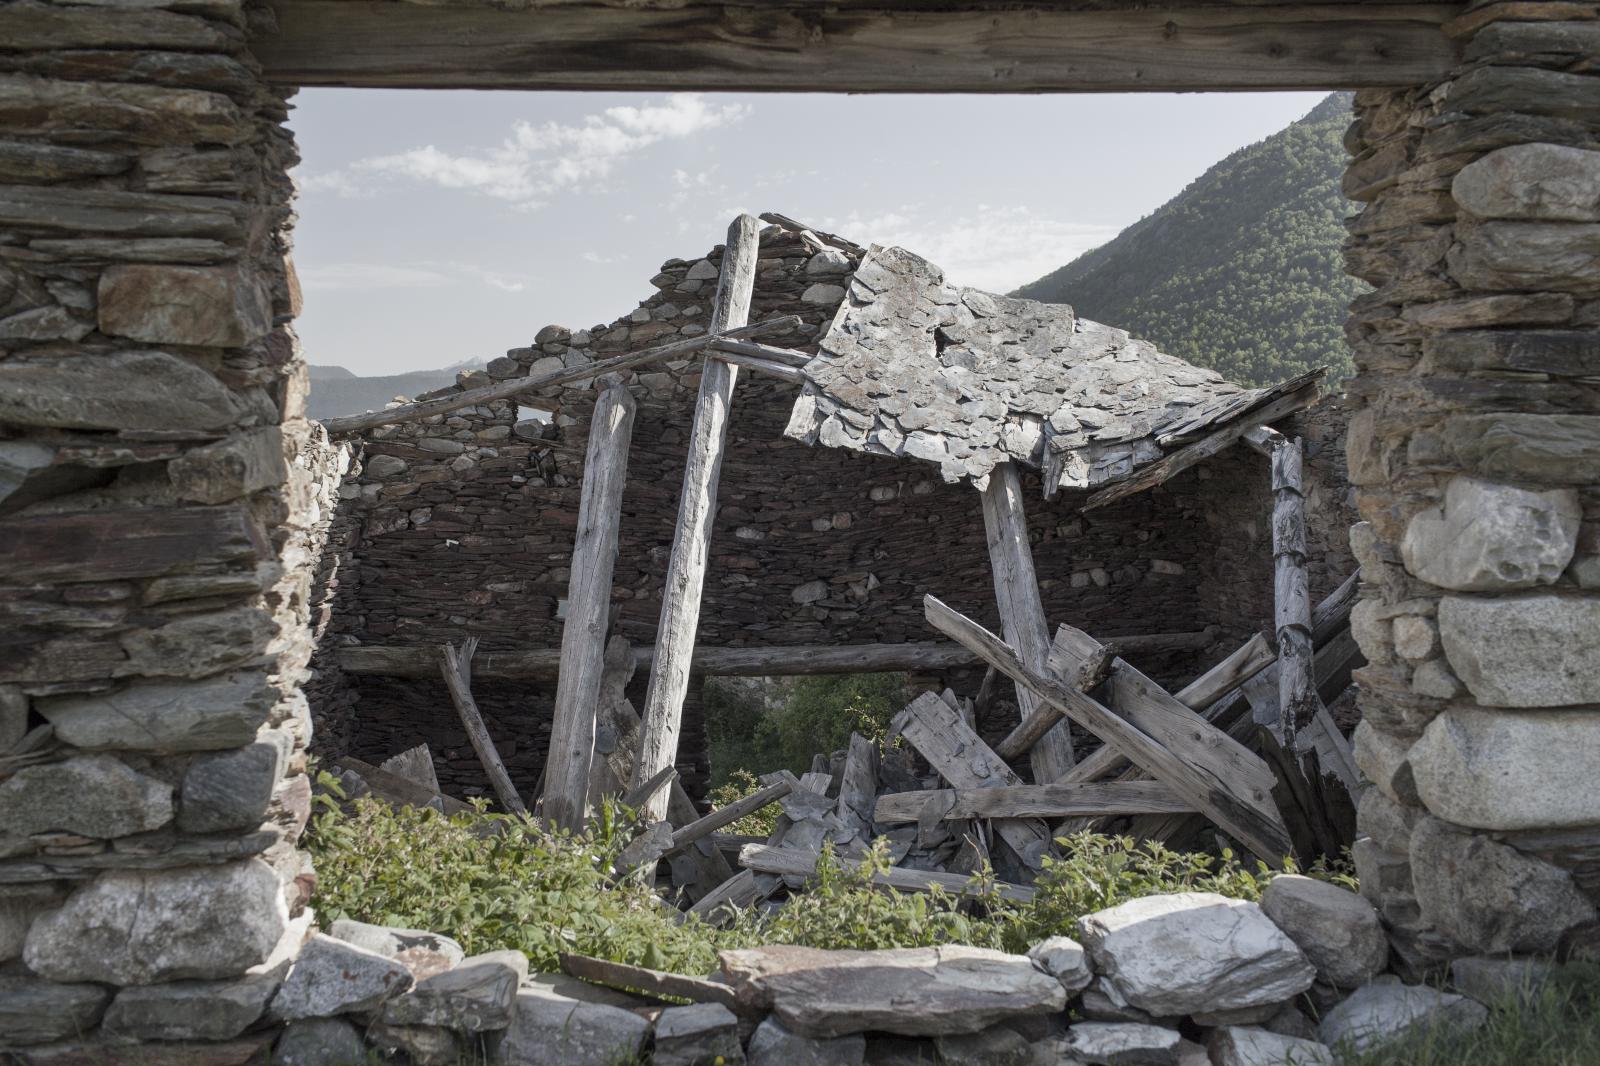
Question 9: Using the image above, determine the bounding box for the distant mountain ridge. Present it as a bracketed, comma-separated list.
[1014, 93, 1363, 387]
[305, 358, 485, 420]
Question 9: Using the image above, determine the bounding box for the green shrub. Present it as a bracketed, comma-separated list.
[705, 769, 780, 838]
[705, 673, 908, 786]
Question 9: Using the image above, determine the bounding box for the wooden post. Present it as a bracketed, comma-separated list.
[979, 462, 1075, 780]
[1243, 425, 1320, 746]
[439, 638, 528, 816]
[632, 213, 762, 820]
[542, 376, 637, 831]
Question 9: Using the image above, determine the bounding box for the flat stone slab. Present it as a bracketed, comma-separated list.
[1060, 1022, 1183, 1065]
[1439, 593, 1600, 707]
[270, 932, 414, 1020]
[103, 973, 279, 1041]
[496, 987, 651, 1065]
[0, 975, 110, 1045]
[719, 944, 1065, 1037]
[382, 950, 523, 1031]
[1207, 1026, 1333, 1066]
[746, 1017, 865, 1066]
[1318, 977, 1487, 1055]
[1076, 892, 1315, 1017]
[327, 917, 465, 979]
[653, 1002, 744, 1066]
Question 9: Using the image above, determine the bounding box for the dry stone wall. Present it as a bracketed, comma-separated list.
[310, 229, 1349, 803]
[0, 0, 330, 1057]
[1341, 4, 1600, 968]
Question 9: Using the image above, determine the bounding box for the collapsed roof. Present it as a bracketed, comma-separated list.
[784, 244, 1324, 502]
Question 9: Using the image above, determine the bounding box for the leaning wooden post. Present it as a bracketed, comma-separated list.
[440, 638, 528, 815]
[542, 375, 637, 831]
[1243, 425, 1319, 747]
[979, 462, 1075, 780]
[631, 214, 762, 820]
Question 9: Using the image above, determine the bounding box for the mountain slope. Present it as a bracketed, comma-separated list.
[1014, 93, 1363, 387]
[305, 359, 484, 420]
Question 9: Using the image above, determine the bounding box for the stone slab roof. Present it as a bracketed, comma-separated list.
[784, 244, 1323, 498]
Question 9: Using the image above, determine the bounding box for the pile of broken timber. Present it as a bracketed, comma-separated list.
[607, 580, 1361, 918]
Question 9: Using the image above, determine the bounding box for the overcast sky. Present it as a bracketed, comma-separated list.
[287, 90, 1327, 376]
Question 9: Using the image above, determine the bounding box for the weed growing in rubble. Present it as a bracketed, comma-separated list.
[705, 769, 781, 838]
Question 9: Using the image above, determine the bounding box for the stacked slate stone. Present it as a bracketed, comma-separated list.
[0, 0, 336, 1058]
[309, 223, 1355, 803]
[225, 878, 1515, 1066]
[1340, 2, 1600, 972]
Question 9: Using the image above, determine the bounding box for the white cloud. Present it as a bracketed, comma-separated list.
[298, 94, 750, 208]
[820, 205, 1121, 295]
[297, 261, 531, 294]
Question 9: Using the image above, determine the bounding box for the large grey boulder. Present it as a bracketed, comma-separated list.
[1400, 476, 1579, 590]
[1060, 1022, 1183, 1065]
[367, 1020, 464, 1066]
[1409, 816, 1595, 954]
[179, 734, 287, 833]
[1438, 593, 1600, 707]
[381, 950, 523, 1031]
[1206, 1026, 1333, 1066]
[1318, 977, 1486, 1055]
[0, 975, 110, 1045]
[272, 1017, 368, 1066]
[1453, 143, 1600, 222]
[1448, 221, 1600, 294]
[495, 987, 651, 1065]
[931, 1027, 1034, 1065]
[807, 249, 853, 276]
[1450, 955, 1555, 1005]
[1351, 721, 1420, 808]
[1259, 875, 1387, 988]
[271, 932, 414, 1019]
[38, 671, 276, 752]
[1409, 707, 1600, 830]
[327, 917, 465, 979]
[1075, 893, 1315, 1017]
[0, 754, 172, 839]
[654, 1002, 745, 1066]
[719, 944, 1066, 1037]
[1027, 935, 1094, 994]
[102, 972, 280, 1041]
[747, 1016, 865, 1066]
[23, 859, 286, 984]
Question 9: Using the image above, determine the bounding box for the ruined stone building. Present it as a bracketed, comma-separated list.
[308, 222, 1357, 802]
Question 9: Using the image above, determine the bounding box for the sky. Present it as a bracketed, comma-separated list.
[287, 90, 1328, 376]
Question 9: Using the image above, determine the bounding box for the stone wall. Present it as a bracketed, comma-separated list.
[308, 231, 1354, 802]
[0, 0, 328, 1056]
[1341, 5, 1600, 969]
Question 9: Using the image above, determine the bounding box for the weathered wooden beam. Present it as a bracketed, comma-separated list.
[256, 3, 1460, 93]
[337, 633, 1216, 679]
[924, 595, 1293, 865]
[620, 766, 678, 812]
[439, 638, 528, 816]
[634, 213, 763, 821]
[981, 462, 1075, 779]
[665, 778, 792, 858]
[542, 377, 637, 832]
[1084, 372, 1324, 510]
[708, 337, 812, 368]
[318, 315, 798, 436]
[738, 844, 1036, 905]
[835, 732, 879, 840]
[874, 782, 1194, 824]
[709, 348, 807, 384]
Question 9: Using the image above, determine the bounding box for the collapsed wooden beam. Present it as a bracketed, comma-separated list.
[923, 594, 1293, 865]
[874, 782, 1194, 824]
[633, 213, 764, 821]
[980, 462, 1075, 779]
[439, 638, 528, 816]
[738, 844, 1036, 905]
[542, 376, 637, 832]
[336, 633, 1217, 680]
[665, 777, 792, 859]
[318, 314, 800, 436]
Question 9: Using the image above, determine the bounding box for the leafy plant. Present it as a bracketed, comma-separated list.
[706, 770, 781, 838]
[705, 673, 907, 785]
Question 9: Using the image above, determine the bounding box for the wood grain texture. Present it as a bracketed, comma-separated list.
[981, 463, 1075, 779]
[634, 213, 762, 820]
[439, 639, 528, 815]
[874, 782, 1193, 823]
[543, 378, 636, 831]
[667, 778, 792, 857]
[257, 3, 1458, 93]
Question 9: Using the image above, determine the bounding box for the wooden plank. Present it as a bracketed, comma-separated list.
[835, 732, 879, 839]
[980, 462, 1074, 778]
[710, 349, 807, 384]
[1253, 429, 1322, 746]
[439, 639, 528, 816]
[707, 337, 812, 368]
[337, 633, 1217, 679]
[687, 868, 780, 927]
[319, 315, 799, 436]
[874, 782, 1194, 824]
[558, 953, 750, 1016]
[995, 643, 1114, 763]
[634, 213, 763, 821]
[737, 844, 1036, 905]
[923, 595, 1293, 865]
[543, 377, 637, 831]
[1084, 373, 1324, 510]
[620, 766, 677, 811]
[257, 3, 1460, 93]
[891, 691, 1052, 870]
[665, 779, 792, 858]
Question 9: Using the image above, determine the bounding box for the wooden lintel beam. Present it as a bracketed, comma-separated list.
[256, 3, 1459, 93]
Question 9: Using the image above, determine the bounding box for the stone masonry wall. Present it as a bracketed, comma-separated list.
[307, 230, 1342, 802]
[1341, 3, 1600, 970]
[0, 0, 327, 1057]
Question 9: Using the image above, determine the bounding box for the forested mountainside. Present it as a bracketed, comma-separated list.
[1014, 93, 1363, 387]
